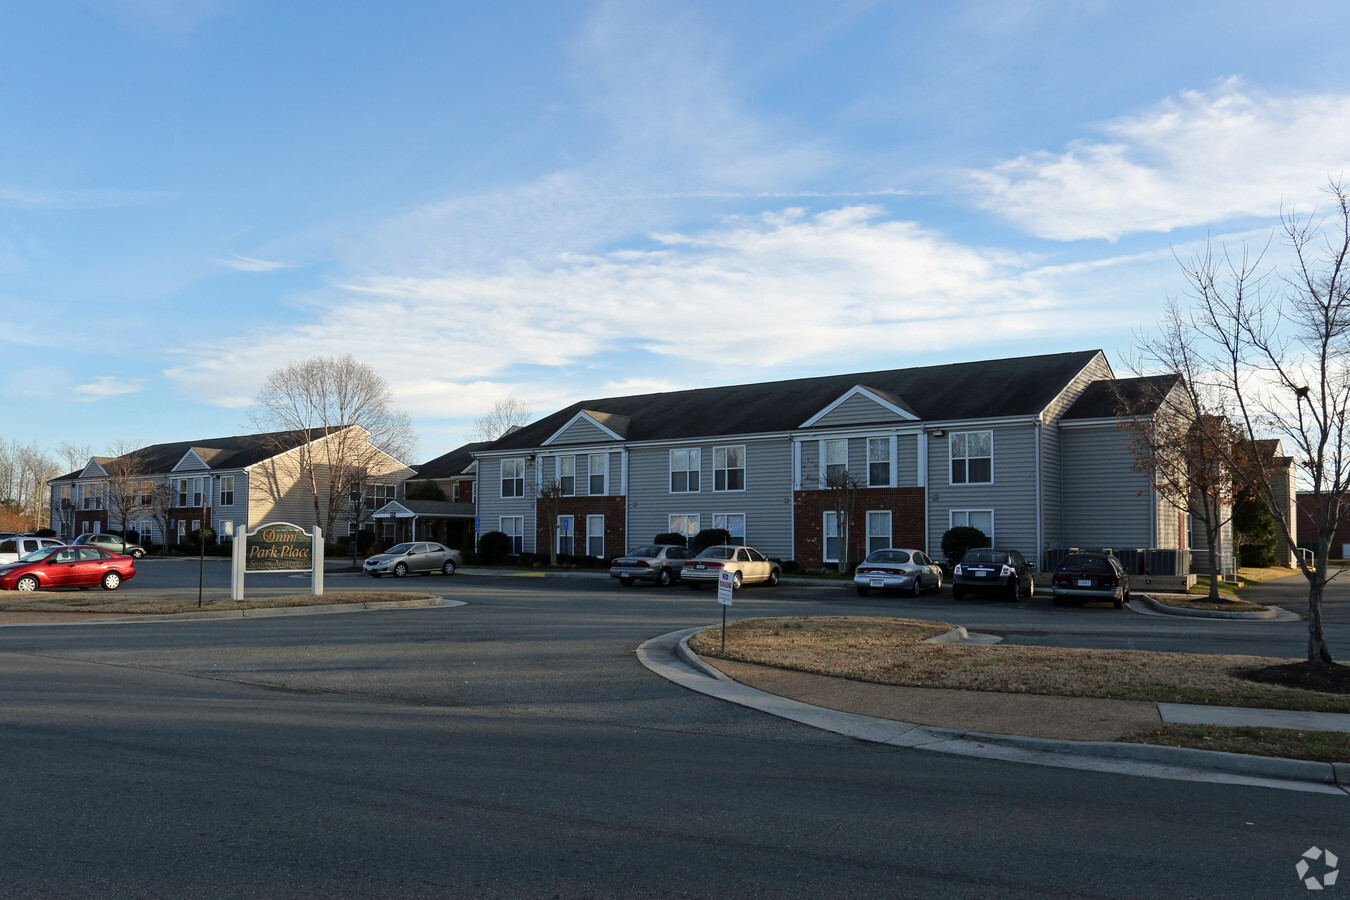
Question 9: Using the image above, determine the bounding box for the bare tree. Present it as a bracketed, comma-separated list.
[146, 481, 177, 549]
[821, 467, 865, 573]
[535, 480, 566, 566]
[56, 441, 92, 475]
[248, 355, 417, 538]
[102, 441, 152, 555]
[1160, 179, 1350, 666]
[471, 395, 532, 442]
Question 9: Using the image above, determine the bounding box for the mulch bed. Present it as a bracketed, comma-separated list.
[1237, 661, 1350, 694]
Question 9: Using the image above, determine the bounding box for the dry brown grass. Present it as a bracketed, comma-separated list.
[688, 616, 1350, 714]
[1144, 592, 1270, 612]
[0, 591, 437, 616]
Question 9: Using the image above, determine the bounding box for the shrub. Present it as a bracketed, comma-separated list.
[941, 526, 989, 566]
[653, 532, 686, 547]
[693, 528, 732, 552]
[780, 559, 800, 574]
[1239, 542, 1277, 567]
[477, 530, 511, 565]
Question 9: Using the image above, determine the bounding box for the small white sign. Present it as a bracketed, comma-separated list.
[717, 569, 735, 606]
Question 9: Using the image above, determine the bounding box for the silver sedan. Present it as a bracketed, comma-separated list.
[364, 542, 462, 577]
[853, 548, 942, 597]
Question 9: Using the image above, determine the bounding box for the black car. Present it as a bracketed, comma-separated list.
[1051, 552, 1130, 609]
[951, 547, 1035, 601]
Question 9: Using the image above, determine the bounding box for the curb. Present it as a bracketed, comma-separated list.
[640, 627, 1350, 796]
[0, 597, 463, 627]
[1134, 593, 1290, 620]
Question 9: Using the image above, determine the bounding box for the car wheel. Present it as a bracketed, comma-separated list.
[101, 571, 122, 591]
[856, 585, 869, 596]
[15, 575, 38, 592]
[934, 572, 943, 592]
[131, 548, 145, 559]
[1008, 578, 1021, 602]
[441, 560, 457, 576]
[620, 576, 634, 587]
[393, 562, 408, 577]
[1027, 578, 1035, 597]
[657, 568, 673, 587]
[1115, 591, 1126, 610]
[910, 578, 922, 598]
[731, 572, 743, 589]
[766, 569, 780, 587]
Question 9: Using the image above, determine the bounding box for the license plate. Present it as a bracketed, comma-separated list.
[974, 570, 988, 577]
[1077, 579, 1092, 587]
[870, 579, 884, 588]
[696, 564, 706, 569]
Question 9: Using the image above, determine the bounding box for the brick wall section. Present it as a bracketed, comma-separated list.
[794, 487, 925, 568]
[537, 496, 627, 558]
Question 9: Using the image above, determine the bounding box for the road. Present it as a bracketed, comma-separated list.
[0, 567, 1343, 897]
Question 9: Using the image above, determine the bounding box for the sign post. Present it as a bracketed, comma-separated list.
[717, 569, 735, 653]
[230, 522, 325, 601]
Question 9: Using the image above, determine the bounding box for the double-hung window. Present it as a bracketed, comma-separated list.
[824, 439, 847, 484]
[558, 456, 576, 496]
[950, 509, 994, 542]
[713, 446, 745, 491]
[713, 513, 745, 542]
[219, 476, 235, 507]
[866, 510, 891, 554]
[501, 459, 525, 498]
[500, 516, 525, 554]
[950, 432, 993, 484]
[669, 514, 700, 542]
[670, 448, 700, 493]
[178, 477, 203, 507]
[586, 515, 605, 557]
[822, 512, 841, 563]
[588, 454, 608, 495]
[867, 438, 892, 487]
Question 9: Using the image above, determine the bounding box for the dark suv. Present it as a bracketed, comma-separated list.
[952, 547, 1035, 601]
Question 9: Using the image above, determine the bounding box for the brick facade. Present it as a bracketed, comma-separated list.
[794, 487, 925, 568]
[536, 496, 627, 559]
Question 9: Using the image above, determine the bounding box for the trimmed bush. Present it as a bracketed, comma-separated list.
[693, 528, 732, 552]
[477, 530, 512, 565]
[653, 532, 687, 547]
[1239, 542, 1277, 567]
[941, 526, 989, 566]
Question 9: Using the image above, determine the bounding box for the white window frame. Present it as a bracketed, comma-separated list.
[557, 515, 574, 556]
[867, 437, 893, 488]
[713, 445, 746, 492]
[949, 509, 995, 543]
[500, 516, 525, 554]
[823, 439, 847, 484]
[713, 513, 746, 543]
[866, 510, 892, 555]
[588, 454, 608, 496]
[220, 475, 236, 507]
[586, 514, 605, 558]
[669, 448, 701, 493]
[950, 431, 993, 485]
[669, 514, 700, 541]
[558, 456, 576, 497]
[822, 511, 840, 563]
[501, 459, 525, 498]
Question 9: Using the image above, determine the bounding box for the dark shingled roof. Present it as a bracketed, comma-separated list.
[49, 427, 348, 481]
[1062, 375, 1182, 420]
[486, 350, 1106, 451]
[414, 442, 491, 479]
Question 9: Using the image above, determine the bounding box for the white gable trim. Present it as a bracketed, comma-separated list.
[172, 449, 211, 473]
[542, 411, 626, 446]
[372, 501, 416, 519]
[800, 385, 919, 428]
[79, 459, 109, 478]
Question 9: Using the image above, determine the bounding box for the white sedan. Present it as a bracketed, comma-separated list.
[682, 545, 781, 589]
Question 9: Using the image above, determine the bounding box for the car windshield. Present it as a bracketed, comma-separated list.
[697, 547, 736, 560]
[627, 545, 662, 557]
[1059, 556, 1114, 573]
[962, 549, 1009, 565]
[384, 543, 415, 555]
[866, 550, 910, 564]
[17, 548, 52, 563]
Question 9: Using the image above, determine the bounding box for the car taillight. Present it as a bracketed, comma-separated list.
[1103, 575, 1118, 586]
[1000, 565, 1014, 577]
[633, 560, 649, 568]
[953, 564, 963, 575]
[1053, 573, 1069, 585]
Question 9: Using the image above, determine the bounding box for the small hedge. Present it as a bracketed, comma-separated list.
[693, 528, 732, 552]
[941, 526, 989, 566]
[653, 532, 687, 547]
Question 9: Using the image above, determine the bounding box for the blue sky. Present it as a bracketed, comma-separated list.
[7, 0, 1350, 463]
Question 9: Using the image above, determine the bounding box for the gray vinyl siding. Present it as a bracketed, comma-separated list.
[813, 394, 908, 428]
[553, 419, 613, 445]
[1059, 424, 1153, 549]
[798, 435, 919, 488]
[475, 456, 538, 551]
[927, 423, 1040, 560]
[1040, 352, 1112, 554]
[625, 438, 795, 559]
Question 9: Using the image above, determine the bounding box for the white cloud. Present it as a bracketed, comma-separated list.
[969, 80, 1350, 241]
[212, 254, 292, 273]
[75, 376, 147, 401]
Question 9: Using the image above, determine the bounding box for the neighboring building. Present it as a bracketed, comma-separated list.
[48, 427, 415, 547]
[369, 441, 486, 549]
[472, 349, 1207, 570]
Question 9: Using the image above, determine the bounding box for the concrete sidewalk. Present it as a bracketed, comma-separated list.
[637, 627, 1350, 796]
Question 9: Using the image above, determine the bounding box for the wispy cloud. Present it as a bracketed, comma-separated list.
[75, 376, 147, 402]
[969, 79, 1350, 241]
[212, 254, 292, 273]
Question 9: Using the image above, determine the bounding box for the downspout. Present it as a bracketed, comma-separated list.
[1035, 416, 1043, 570]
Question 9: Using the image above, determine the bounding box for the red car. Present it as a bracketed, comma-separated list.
[0, 545, 137, 592]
